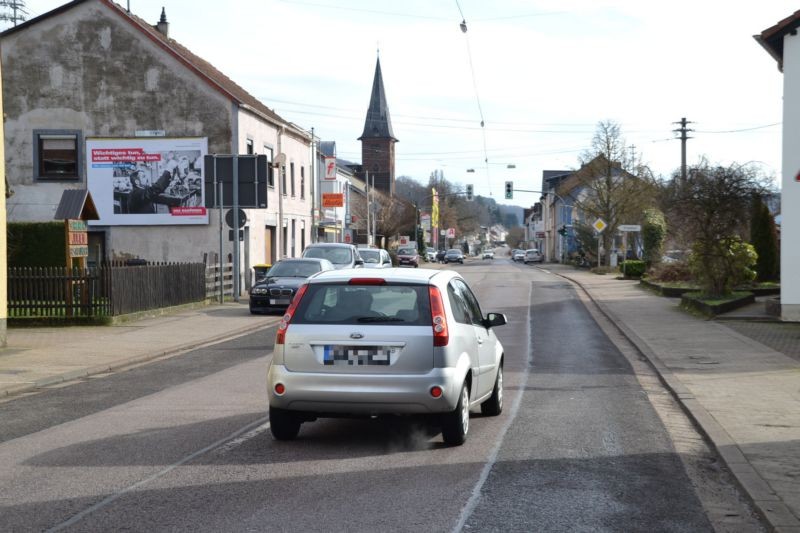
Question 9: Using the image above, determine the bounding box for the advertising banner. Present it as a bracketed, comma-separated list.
[322, 192, 344, 208]
[86, 137, 208, 225]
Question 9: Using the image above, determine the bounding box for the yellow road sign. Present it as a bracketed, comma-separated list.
[592, 218, 607, 233]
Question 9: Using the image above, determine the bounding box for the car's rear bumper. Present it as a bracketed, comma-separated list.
[267, 363, 463, 414]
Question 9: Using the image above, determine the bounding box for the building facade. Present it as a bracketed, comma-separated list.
[1, 0, 312, 292]
[757, 11, 800, 320]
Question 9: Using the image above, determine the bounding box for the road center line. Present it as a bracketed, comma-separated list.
[47, 415, 271, 532]
[452, 278, 533, 533]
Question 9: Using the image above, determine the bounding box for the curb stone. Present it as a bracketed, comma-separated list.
[1, 317, 279, 399]
[549, 268, 800, 531]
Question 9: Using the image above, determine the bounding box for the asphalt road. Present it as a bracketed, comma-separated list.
[0, 257, 762, 531]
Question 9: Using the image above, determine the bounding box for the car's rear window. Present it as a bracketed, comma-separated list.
[303, 246, 352, 265]
[293, 283, 432, 325]
[267, 261, 321, 278]
[359, 250, 380, 263]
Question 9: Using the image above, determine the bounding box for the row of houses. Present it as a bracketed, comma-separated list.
[519, 7, 800, 322]
[1, 0, 394, 290]
[520, 155, 635, 263]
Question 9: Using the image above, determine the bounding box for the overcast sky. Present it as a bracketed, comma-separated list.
[13, 1, 798, 204]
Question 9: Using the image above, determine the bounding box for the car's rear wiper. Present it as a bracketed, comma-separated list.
[356, 316, 405, 323]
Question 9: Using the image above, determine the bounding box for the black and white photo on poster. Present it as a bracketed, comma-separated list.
[87, 138, 208, 226]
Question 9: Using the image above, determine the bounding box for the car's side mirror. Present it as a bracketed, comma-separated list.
[484, 312, 507, 328]
[355, 258, 364, 267]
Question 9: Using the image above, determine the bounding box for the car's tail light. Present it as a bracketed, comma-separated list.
[274, 383, 286, 395]
[429, 286, 449, 347]
[275, 283, 309, 345]
[430, 386, 443, 398]
[348, 278, 386, 285]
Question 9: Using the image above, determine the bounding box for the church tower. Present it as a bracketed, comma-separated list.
[358, 56, 398, 196]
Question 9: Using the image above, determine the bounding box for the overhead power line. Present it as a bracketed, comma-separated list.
[0, 0, 28, 26]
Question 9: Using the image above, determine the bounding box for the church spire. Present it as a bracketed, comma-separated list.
[358, 57, 397, 141]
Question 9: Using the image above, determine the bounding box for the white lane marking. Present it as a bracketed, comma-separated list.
[452, 279, 533, 533]
[217, 421, 271, 454]
[47, 415, 271, 532]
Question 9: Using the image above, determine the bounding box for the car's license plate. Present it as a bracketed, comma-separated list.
[323, 345, 395, 366]
[270, 298, 290, 305]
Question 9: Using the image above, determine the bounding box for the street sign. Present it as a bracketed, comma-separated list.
[592, 218, 607, 233]
[618, 224, 641, 232]
[324, 156, 337, 180]
[344, 233, 352, 243]
[225, 208, 247, 229]
[322, 193, 344, 208]
[447, 228, 456, 238]
[399, 235, 410, 245]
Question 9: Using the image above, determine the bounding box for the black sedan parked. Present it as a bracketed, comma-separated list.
[249, 258, 335, 314]
[444, 248, 465, 264]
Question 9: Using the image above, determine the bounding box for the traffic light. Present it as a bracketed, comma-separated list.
[558, 225, 567, 236]
[465, 184, 474, 201]
[504, 181, 513, 199]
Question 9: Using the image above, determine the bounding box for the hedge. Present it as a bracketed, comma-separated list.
[620, 260, 646, 278]
[8, 222, 66, 267]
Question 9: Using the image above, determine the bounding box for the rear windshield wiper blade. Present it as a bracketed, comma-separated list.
[356, 316, 406, 323]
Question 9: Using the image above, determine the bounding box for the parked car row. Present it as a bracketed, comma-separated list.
[251, 243, 473, 314]
[509, 248, 543, 264]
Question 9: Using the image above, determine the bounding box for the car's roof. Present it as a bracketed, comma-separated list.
[308, 267, 455, 285]
[277, 258, 329, 263]
[304, 242, 356, 249]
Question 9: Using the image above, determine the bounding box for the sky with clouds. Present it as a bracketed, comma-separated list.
[12, 0, 798, 205]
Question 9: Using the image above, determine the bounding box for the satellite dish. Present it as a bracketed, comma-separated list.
[273, 153, 287, 166]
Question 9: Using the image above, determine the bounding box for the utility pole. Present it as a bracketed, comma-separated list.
[365, 170, 370, 246]
[0, 0, 28, 27]
[673, 117, 693, 182]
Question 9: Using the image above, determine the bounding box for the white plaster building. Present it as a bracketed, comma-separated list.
[757, 11, 800, 320]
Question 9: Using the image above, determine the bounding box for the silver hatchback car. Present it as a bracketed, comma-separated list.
[267, 268, 507, 446]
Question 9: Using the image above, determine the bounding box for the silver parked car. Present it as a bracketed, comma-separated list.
[302, 243, 364, 269]
[267, 268, 507, 446]
[358, 248, 393, 268]
[524, 249, 543, 264]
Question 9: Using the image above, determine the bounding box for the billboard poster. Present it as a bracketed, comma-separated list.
[86, 137, 208, 225]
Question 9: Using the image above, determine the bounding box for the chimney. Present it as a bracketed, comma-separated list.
[156, 7, 169, 37]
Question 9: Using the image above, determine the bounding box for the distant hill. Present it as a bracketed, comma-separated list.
[497, 204, 525, 227]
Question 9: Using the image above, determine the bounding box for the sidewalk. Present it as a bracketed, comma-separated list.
[0, 301, 279, 398]
[548, 264, 800, 532]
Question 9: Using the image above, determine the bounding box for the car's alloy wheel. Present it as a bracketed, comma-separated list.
[481, 365, 503, 416]
[442, 382, 470, 446]
[269, 406, 301, 440]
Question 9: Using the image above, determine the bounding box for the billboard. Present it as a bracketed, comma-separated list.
[86, 137, 208, 225]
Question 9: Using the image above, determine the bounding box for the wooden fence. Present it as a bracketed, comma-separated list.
[8, 262, 207, 318]
[205, 263, 234, 300]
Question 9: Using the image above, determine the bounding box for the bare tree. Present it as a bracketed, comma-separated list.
[669, 162, 771, 295]
[569, 121, 657, 265]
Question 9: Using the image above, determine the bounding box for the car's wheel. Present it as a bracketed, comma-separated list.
[481, 364, 503, 416]
[441, 382, 470, 446]
[269, 406, 301, 440]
